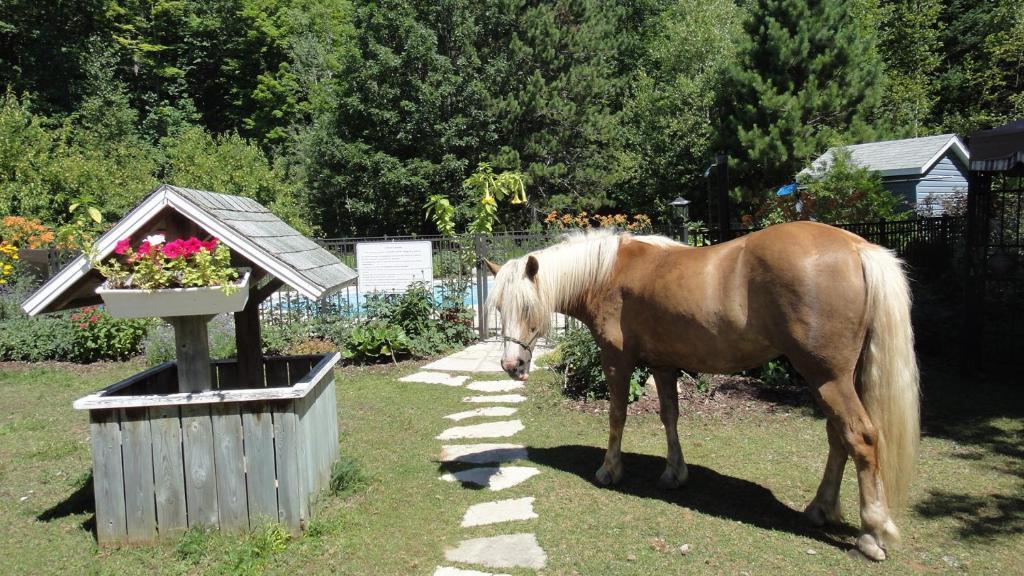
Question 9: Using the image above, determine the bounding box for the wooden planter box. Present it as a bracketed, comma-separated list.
[74, 353, 340, 546]
[95, 269, 252, 318]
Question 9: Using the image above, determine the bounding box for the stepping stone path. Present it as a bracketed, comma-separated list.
[443, 407, 518, 421]
[408, 346, 550, 575]
[462, 394, 527, 404]
[465, 380, 524, 393]
[436, 420, 525, 440]
[461, 497, 537, 527]
[438, 466, 541, 491]
[400, 371, 470, 387]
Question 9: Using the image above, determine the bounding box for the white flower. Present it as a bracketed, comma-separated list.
[145, 233, 166, 245]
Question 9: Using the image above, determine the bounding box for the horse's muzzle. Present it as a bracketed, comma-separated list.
[501, 357, 530, 381]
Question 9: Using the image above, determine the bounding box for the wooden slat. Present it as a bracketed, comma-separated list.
[242, 405, 277, 524]
[217, 362, 240, 390]
[211, 404, 248, 532]
[272, 402, 302, 532]
[181, 405, 219, 528]
[151, 405, 187, 536]
[324, 378, 340, 488]
[265, 358, 290, 388]
[90, 410, 127, 545]
[294, 393, 311, 523]
[121, 408, 157, 544]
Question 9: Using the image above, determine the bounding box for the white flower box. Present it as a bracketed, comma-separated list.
[96, 269, 251, 318]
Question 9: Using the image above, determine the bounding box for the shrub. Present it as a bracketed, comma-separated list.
[0, 315, 78, 362]
[551, 325, 648, 402]
[342, 320, 411, 363]
[69, 306, 151, 362]
[754, 357, 802, 387]
[144, 315, 236, 366]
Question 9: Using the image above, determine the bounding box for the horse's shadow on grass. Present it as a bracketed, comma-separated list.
[438, 445, 855, 551]
[527, 445, 855, 549]
[36, 472, 97, 536]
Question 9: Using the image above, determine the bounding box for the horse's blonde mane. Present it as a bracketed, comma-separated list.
[488, 229, 680, 335]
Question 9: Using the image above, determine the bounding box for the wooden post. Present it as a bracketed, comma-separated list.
[166, 315, 215, 393]
[235, 277, 283, 388]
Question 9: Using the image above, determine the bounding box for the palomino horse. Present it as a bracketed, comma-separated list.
[485, 222, 919, 561]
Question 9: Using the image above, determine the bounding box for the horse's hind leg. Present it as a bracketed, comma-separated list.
[653, 368, 687, 488]
[812, 376, 900, 561]
[804, 420, 847, 525]
[595, 351, 634, 486]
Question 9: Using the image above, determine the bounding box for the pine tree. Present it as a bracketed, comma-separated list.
[724, 0, 884, 199]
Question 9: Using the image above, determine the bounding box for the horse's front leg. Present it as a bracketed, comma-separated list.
[653, 368, 688, 488]
[595, 351, 634, 486]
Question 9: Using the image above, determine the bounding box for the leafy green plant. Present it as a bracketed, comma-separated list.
[69, 306, 151, 362]
[0, 315, 78, 362]
[552, 325, 648, 402]
[425, 162, 527, 236]
[758, 357, 802, 387]
[343, 320, 411, 363]
[329, 453, 370, 496]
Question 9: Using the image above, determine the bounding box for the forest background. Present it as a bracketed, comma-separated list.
[1, 0, 1021, 238]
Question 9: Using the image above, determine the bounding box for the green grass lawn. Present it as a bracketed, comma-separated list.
[0, 355, 1020, 575]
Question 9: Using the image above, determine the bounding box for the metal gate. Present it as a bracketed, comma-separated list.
[965, 170, 1024, 369]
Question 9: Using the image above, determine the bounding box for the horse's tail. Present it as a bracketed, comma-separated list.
[857, 244, 920, 512]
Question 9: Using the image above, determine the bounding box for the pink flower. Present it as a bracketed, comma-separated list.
[79, 322, 88, 329]
[184, 237, 203, 255]
[114, 238, 131, 255]
[138, 241, 152, 256]
[162, 239, 191, 259]
[202, 238, 219, 252]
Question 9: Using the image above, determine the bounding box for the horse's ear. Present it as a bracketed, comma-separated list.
[525, 255, 539, 281]
[484, 259, 501, 276]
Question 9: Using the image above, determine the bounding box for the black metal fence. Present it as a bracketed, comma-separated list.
[259, 215, 966, 333]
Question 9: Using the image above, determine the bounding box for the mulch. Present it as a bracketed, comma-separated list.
[564, 373, 815, 418]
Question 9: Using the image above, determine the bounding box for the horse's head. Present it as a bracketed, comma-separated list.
[486, 255, 548, 381]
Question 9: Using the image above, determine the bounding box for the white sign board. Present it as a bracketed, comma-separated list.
[355, 240, 433, 293]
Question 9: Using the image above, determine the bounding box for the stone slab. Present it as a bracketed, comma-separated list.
[439, 466, 541, 491]
[445, 533, 547, 570]
[398, 372, 468, 387]
[443, 407, 518, 421]
[436, 420, 524, 440]
[462, 394, 526, 404]
[466, 380, 524, 393]
[461, 497, 537, 527]
[422, 338, 553, 373]
[439, 444, 528, 464]
[433, 567, 509, 576]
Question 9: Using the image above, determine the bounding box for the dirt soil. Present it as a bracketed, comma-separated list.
[566, 373, 815, 418]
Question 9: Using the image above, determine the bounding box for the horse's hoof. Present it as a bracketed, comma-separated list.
[856, 534, 887, 562]
[595, 465, 621, 486]
[658, 465, 688, 489]
[804, 501, 844, 526]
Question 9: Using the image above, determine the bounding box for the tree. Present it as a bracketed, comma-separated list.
[876, 0, 944, 136]
[160, 126, 311, 233]
[936, 0, 1024, 133]
[620, 0, 743, 220]
[723, 0, 884, 200]
[794, 148, 909, 224]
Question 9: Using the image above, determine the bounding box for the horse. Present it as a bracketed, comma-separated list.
[485, 222, 919, 561]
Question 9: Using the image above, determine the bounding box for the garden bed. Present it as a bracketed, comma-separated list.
[565, 373, 814, 418]
[73, 353, 340, 545]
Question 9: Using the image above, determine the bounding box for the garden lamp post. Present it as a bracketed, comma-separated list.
[670, 196, 691, 244]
